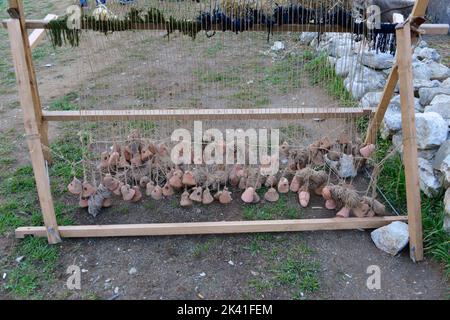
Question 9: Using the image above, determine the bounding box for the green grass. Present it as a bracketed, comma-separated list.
[0, 123, 82, 298]
[259, 55, 302, 93]
[0, 130, 16, 167]
[196, 68, 241, 84]
[246, 235, 320, 298]
[192, 239, 215, 258]
[48, 92, 79, 111]
[376, 137, 450, 277]
[230, 89, 271, 107]
[243, 193, 300, 220]
[4, 237, 59, 299]
[303, 51, 355, 107]
[205, 42, 224, 57]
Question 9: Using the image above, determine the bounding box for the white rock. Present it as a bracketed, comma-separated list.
[412, 79, 441, 93]
[390, 95, 423, 112]
[439, 154, 450, 188]
[415, 112, 448, 149]
[327, 56, 337, 67]
[324, 153, 357, 178]
[383, 104, 402, 133]
[412, 61, 432, 80]
[319, 33, 355, 58]
[228, 260, 235, 266]
[360, 91, 383, 109]
[419, 87, 450, 106]
[426, 60, 450, 81]
[114, 287, 119, 294]
[418, 149, 438, 161]
[15, 256, 25, 263]
[299, 32, 317, 45]
[271, 41, 285, 51]
[415, 47, 441, 62]
[392, 131, 403, 153]
[442, 78, 450, 87]
[360, 50, 394, 70]
[445, 188, 450, 216]
[128, 267, 137, 275]
[444, 216, 450, 234]
[344, 67, 385, 100]
[424, 94, 450, 125]
[335, 56, 357, 77]
[371, 221, 409, 256]
[199, 272, 206, 277]
[418, 158, 441, 197]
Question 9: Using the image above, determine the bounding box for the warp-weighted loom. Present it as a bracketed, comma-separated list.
[4, 0, 448, 262]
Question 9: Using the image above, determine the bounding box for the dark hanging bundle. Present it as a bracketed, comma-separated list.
[47, 17, 81, 47]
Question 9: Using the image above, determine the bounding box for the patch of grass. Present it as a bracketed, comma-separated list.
[0, 132, 16, 168]
[48, 92, 79, 111]
[276, 258, 320, 291]
[376, 137, 450, 277]
[4, 237, 59, 299]
[303, 51, 355, 107]
[259, 56, 302, 93]
[248, 278, 274, 294]
[205, 42, 224, 57]
[196, 69, 241, 84]
[192, 239, 215, 258]
[246, 241, 320, 298]
[243, 194, 300, 220]
[245, 234, 273, 256]
[230, 89, 271, 107]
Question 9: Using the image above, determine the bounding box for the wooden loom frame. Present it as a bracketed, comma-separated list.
[4, 0, 447, 262]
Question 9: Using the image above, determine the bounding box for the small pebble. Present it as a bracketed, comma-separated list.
[129, 267, 137, 275]
[114, 287, 119, 294]
[228, 260, 235, 266]
[199, 272, 206, 277]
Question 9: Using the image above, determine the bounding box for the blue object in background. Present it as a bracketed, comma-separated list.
[79, 0, 107, 7]
[80, 0, 135, 6]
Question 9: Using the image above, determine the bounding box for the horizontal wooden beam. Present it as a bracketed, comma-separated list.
[42, 108, 373, 122]
[16, 216, 407, 239]
[2, 18, 448, 35]
[28, 14, 57, 50]
[418, 23, 449, 35]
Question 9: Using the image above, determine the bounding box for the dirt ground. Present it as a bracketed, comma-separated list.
[0, 3, 449, 300]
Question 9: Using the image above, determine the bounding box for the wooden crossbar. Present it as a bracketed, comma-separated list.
[42, 108, 373, 122]
[16, 216, 408, 239]
[1, 19, 448, 35]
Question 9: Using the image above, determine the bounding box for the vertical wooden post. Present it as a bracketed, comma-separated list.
[8, 0, 52, 163]
[396, 21, 423, 262]
[7, 18, 61, 244]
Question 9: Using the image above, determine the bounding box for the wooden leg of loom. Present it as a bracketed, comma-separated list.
[7, 18, 61, 244]
[396, 21, 423, 262]
[8, 0, 53, 165]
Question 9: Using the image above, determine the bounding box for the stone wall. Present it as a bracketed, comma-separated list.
[427, 0, 450, 25]
[301, 32, 450, 232]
